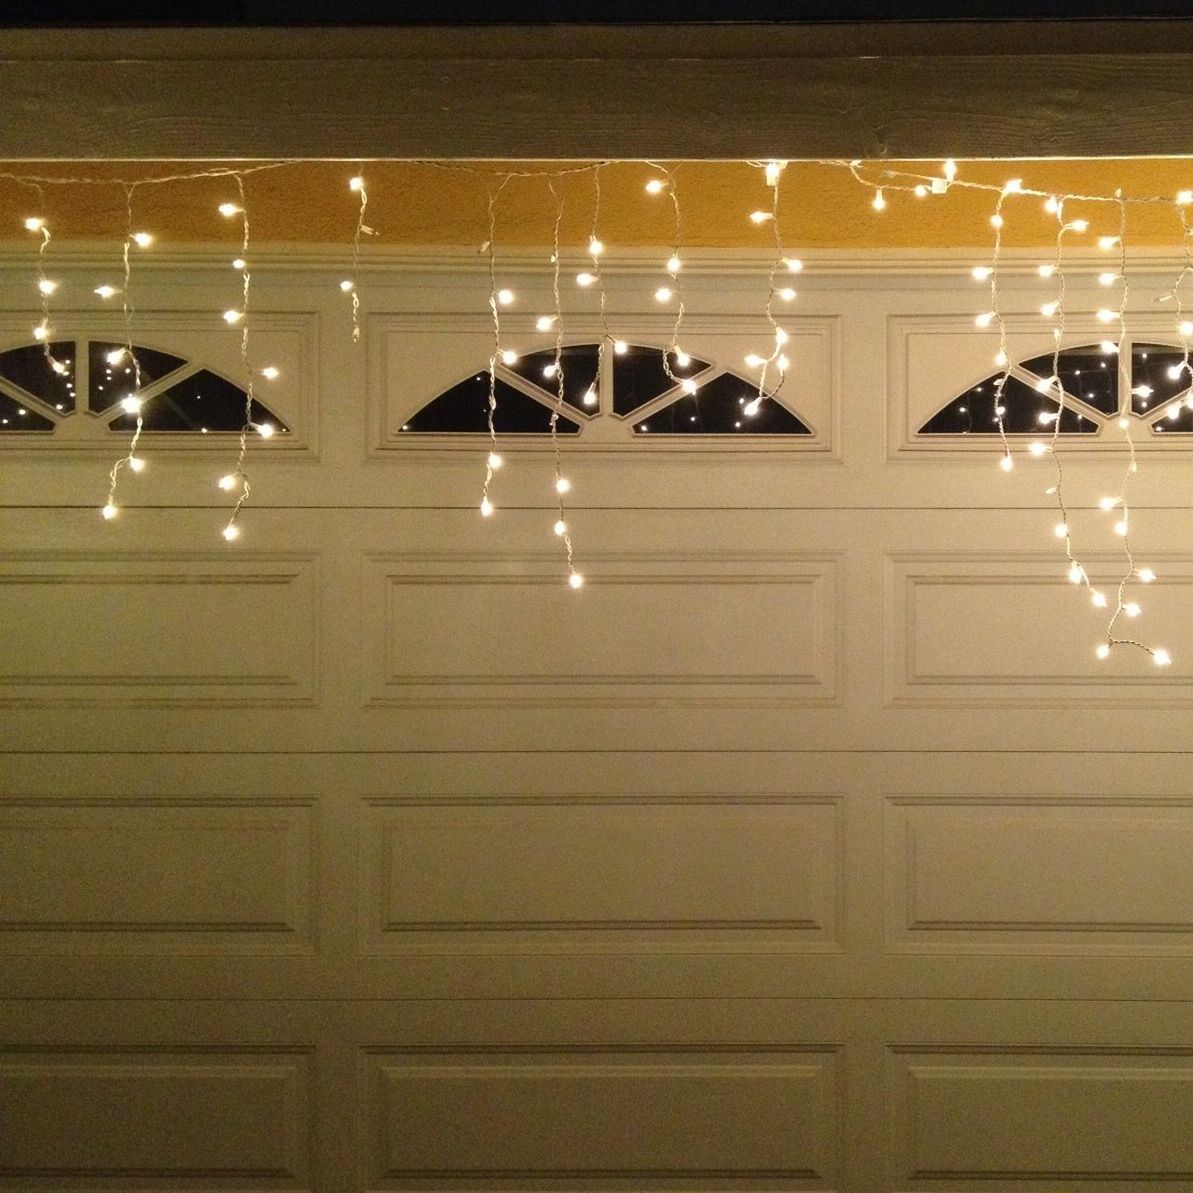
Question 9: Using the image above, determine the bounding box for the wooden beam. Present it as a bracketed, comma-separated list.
[4, 23, 1193, 160]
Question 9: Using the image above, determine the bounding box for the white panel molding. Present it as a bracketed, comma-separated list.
[363, 550, 840, 709]
[887, 1044, 1193, 1187]
[0, 309, 318, 456]
[360, 793, 845, 955]
[0, 1046, 313, 1186]
[360, 1045, 842, 1188]
[886, 552, 1193, 708]
[367, 311, 839, 457]
[885, 795, 1193, 957]
[0, 551, 319, 707]
[0, 797, 316, 956]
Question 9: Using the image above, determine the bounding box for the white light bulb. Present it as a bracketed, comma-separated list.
[339, 279, 353, 292]
[744, 353, 764, 368]
[778, 287, 796, 301]
[349, 175, 364, 192]
[568, 572, 584, 589]
[1003, 177, 1023, 193]
[1034, 376, 1055, 394]
[994, 350, 1008, 367]
[750, 210, 774, 224]
[487, 451, 503, 470]
[764, 160, 784, 185]
[218, 474, 236, 491]
[975, 312, 995, 328]
[554, 519, 567, 536]
[127, 455, 145, 473]
[94, 285, 118, 299]
[1168, 364, 1185, 380]
[1098, 496, 1118, 510]
[588, 237, 604, 256]
[1068, 561, 1083, 583]
[501, 349, 518, 365]
[1132, 385, 1153, 398]
[1028, 441, 1048, 456]
[1098, 272, 1118, 286]
[667, 254, 682, 274]
[223, 309, 243, 324]
[51, 360, 68, 375]
[535, 316, 554, 332]
[105, 348, 126, 365]
[1068, 219, 1089, 232]
[1179, 190, 1193, 206]
[119, 395, 141, 414]
[1101, 341, 1120, 354]
[944, 159, 958, 181]
[480, 498, 494, 517]
[990, 213, 1004, 228]
[999, 454, 1014, 472]
[23, 216, 45, 232]
[1124, 602, 1141, 617]
[645, 179, 665, 195]
[1038, 264, 1055, 278]
[32, 324, 48, 341]
[218, 202, 241, 218]
[871, 190, 886, 212]
[1054, 522, 1068, 538]
[654, 287, 672, 303]
[222, 524, 240, 541]
[675, 350, 691, 367]
[777, 354, 789, 371]
[1040, 301, 1058, 317]
[1114, 519, 1129, 536]
[1154, 648, 1172, 666]
[261, 366, 279, 380]
[1096, 643, 1111, 659]
[37, 279, 57, 296]
[914, 184, 928, 197]
[542, 363, 557, 378]
[1038, 410, 1058, 425]
[576, 272, 595, 288]
[256, 423, 275, 439]
[1091, 589, 1108, 608]
[784, 258, 803, 273]
[555, 476, 571, 494]
[1118, 416, 1130, 429]
[101, 503, 117, 520]
[131, 232, 153, 248]
[582, 387, 597, 407]
[1139, 567, 1157, 583]
[496, 288, 515, 306]
[971, 266, 993, 281]
[743, 397, 762, 417]
[1097, 235, 1119, 250]
[232, 258, 247, 270]
[681, 378, 697, 394]
[1044, 196, 1059, 213]
[1096, 309, 1116, 323]
[613, 340, 628, 355]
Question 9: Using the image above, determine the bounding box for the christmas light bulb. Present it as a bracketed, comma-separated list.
[119, 395, 141, 414]
[555, 476, 571, 494]
[999, 454, 1014, 472]
[975, 312, 995, 328]
[784, 258, 803, 273]
[778, 287, 796, 301]
[750, 210, 774, 224]
[222, 524, 240, 541]
[500, 349, 518, 365]
[101, 503, 117, 520]
[1154, 648, 1172, 666]
[94, 285, 118, 299]
[127, 455, 145, 473]
[667, 255, 682, 274]
[645, 179, 665, 195]
[1091, 589, 1108, 607]
[256, 423, 275, 439]
[1097, 235, 1119, 250]
[1125, 602, 1141, 617]
[554, 519, 566, 535]
[349, 176, 364, 192]
[1096, 643, 1111, 659]
[496, 288, 515, 305]
[568, 572, 584, 589]
[1099, 272, 1119, 286]
[218, 202, 241, 218]
[218, 474, 237, 490]
[223, 309, 243, 324]
[971, 266, 993, 281]
[480, 498, 494, 517]
[582, 387, 597, 407]
[487, 451, 503, 470]
[654, 287, 672, 302]
[23, 216, 45, 232]
[1038, 264, 1055, 278]
[105, 348, 126, 365]
[871, 190, 886, 212]
[260, 366, 279, 380]
[576, 272, 595, 288]
[613, 340, 628, 355]
[37, 279, 57, 295]
[535, 316, 555, 332]
[339, 279, 353, 292]
[232, 258, 247, 270]
[131, 232, 153, 248]
[588, 237, 604, 256]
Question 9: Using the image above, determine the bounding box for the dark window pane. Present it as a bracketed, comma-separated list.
[1020, 345, 1117, 415]
[109, 369, 287, 433]
[920, 373, 1096, 434]
[401, 371, 580, 434]
[0, 341, 76, 412]
[89, 341, 186, 412]
[612, 344, 710, 416]
[633, 372, 810, 435]
[506, 344, 599, 412]
[1152, 400, 1193, 433]
[1132, 342, 1190, 416]
[0, 390, 54, 431]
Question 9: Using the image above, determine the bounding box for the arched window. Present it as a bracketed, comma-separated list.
[919, 341, 1193, 437]
[0, 339, 287, 436]
[399, 342, 813, 439]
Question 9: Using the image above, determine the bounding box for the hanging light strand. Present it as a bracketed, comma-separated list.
[345, 167, 375, 344]
[984, 187, 1014, 470]
[587, 163, 610, 407]
[220, 175, 261, 542]
[101, 182, 149, 521]
[645, 162, 689, 389]
[547, 179, 581, 588]
[24, 188, 69, 378]
[479, 175, 513, 519]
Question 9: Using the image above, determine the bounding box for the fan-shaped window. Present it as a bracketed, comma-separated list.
[0, 338, 288, 437]
[400, 343, 812, 440]
[920, 341, 1193, 438]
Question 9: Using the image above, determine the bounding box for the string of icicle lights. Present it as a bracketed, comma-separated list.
[2, 155, 1189, 663]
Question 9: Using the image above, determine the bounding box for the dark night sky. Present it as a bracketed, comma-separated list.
[1, 0, 1191, 25]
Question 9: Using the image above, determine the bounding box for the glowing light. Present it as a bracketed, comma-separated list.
[127, 455, 145, 473]
[750, 210, 774, 224]
[101, 503, 117, 520]
[349, 176, 364, 192]
[500, 349, 518, 365]
[1098, 271, 1119, 286]
[1097, 235, 1120, 250]
[223, 309, 243, 324]
[999, 454, 1014, 472]
[613, 340, 628, 355]
[871, 190, 886, 212]
[535, 316, 555, 332]
[256, 423, 275, 439]
[666, 254, 682, 274]
[975, 311, 995, 328]
[37, 279, 57, 296]
[1038, 264, 1055, 278]
[1044, 196, 1059, 213]
[480, 498, 494, 517]
[222, 524, 240, 541]
[496, 288, 515, 306]
[1091, 590, 1108, 608]
[778, 287, 796, 301]
[218, 202, 241, 218]
[784, 258, 803, 273]
[654, 287, 673, 302]
[1154, 648, 1172, 666]
[23, 216, 45, 232]
[554, 519, 567, 536]
[1069, 561, 1083, 583]
[943, 159, 958, 181]
[1028, 441, 1048, 456]
[1098, 496, 1119, 510]
[1125, 602, 1142, 617]
[568, 572, 584, 589]
[1096, 643, 1111, 659]
[487, 452, 503, 471]
[914, 184, 928, 197]
[681, 379, 698, 394]
[1139, 567, 1157, 583]
[555, 476, 571, 494]
[339, 279, 353, 292]
[232, 258, 247, 270]
[94, 285, 118, 299]
[260, 366, 279, 380]
[1101, 341, 1119, 354]
[576, 272, 595, 287]
[1054, 522, 1069, 538]
[644, 179, 665, 195]
[1096, 308, 1117, 323]
[119, 396, 142, 414]
[105, 348, 126, 365]
[971, 266, 993, 281]
[1040, 301, 1059, 317]
[1114, 519, 1129, 536]
[675, 350, 691, 367]
[218, 474, 237, 491]
[131, 232, 153, 248]
[582, 388, 597, 407]
[588, 237, 604, 256]
[990, 213, 1004, 228]
[1067, 219, 1089, 232]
